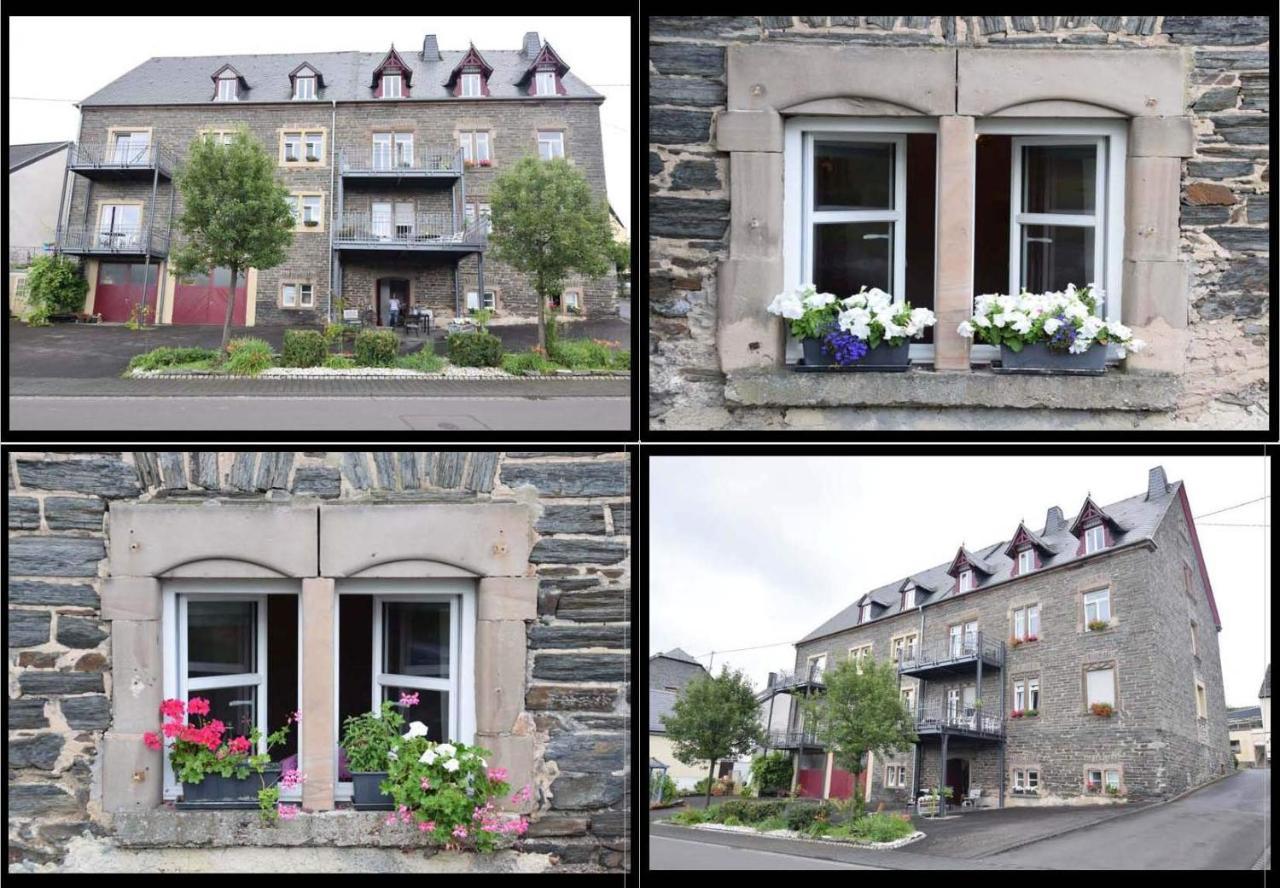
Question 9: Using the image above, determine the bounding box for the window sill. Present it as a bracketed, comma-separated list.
[724, 368, 1178, 412]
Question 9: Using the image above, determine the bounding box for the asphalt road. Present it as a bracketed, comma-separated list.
[650, 835, 876, 870]
[9, 395, 631, 430]
[986, 769, 1269, 869]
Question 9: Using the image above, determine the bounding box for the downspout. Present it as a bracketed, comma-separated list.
[328, 98, 337, 324]
[913, 601, 926, 801]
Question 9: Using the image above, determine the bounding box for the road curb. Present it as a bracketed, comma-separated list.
[976, 769, 1243, 859]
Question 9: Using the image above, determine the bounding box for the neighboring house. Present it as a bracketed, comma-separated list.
[648, 648, 713, 789]
[1260, 664, 1271, 767]
[7, 451, 630, 871]
[775, 465, 1231, 809]
[1227, 705, 1265, 767]
[8, 141, 73, 315]
[53, 32, 614, 326]
[650, 16, 1271, 431]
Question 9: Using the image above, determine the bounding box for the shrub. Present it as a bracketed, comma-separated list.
[850, 813, 914, 843]
[721, 815, 742, 826]
[501, 349, 558, 375]
[611, 348, 631, 370]
[25, 255, 88, 319]
[715, 800, 760, 823]
[750, 752, 795, 797]
[353, 329, 399, 367]
[784, 803, 820, 832]
[223, 338, 275, 376]
[395, 343, 445, 373]
[756, 816, 788, 832]
[324, 356, 356, 370]
[281, 329, 328, 367]
[447, 331, 503, 367]
[126, 347, 220, 373]
[549, 337, 613, 369]
[471, 307, 493, 330]
[324, 322, 356, 350]
[805, 821, 831, 837]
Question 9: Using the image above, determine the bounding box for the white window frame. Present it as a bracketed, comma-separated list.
[461, 73, 482, 97]
[959, 569, 974, 593]
[949, 624, 964, 658]
[1028, 677, 1040, 711]
[963, 620, 978, 652]
[283, 133, 302, 163]
[1084, 588, 1111, 626]
[1086, 667, 1116, 707]
[1104, 769, 1121, 791]
[1027, 768, 1039, 791]
[282, 283, 297, 307]
[1087, 768, 1104, 790]
[1028, 605, 1040, 638]
[217, 77, 238, 101]
[301, 195, 322, 225]
[394, 133, 414, 168]
[373, 133, 393, 170]
[304, 132, 323, 161]
[1085, 524, 1106, 554]
[475, 131, 490, 163]
[784, 116, 938, 364]
[860, 602, 872, 623]
[905, 633, 917, 660]
[382, 74, 402, 99]
[892, 636, 905, 663]
[1013, 769, 1025, 792]
[535, 71, 556, 96]
[161, 580, 302, 802]
[1015, 608, 1026, 641]
[537, 131, 564, 160]
[1018, 549, 1035, 574]
[334, 579, 476, 801]
[807, 653, 826, 681]
[849, 644, 872, 674]
[974, 118, 1126, 363]
[1014, 680, 1025, 711]
[901, 686, 915, 710]
[465, 291, 481, 311]
[113, 131, 151, 164]
[903, 586, 915, 610]
[947, 688, 961, 720]
[294, 76, 316, 101]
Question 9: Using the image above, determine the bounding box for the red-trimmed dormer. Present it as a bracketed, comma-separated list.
[288, 62, 325, 101]
[1004, 521, 1055, 577]
[372, 46, 413, 99]
[1069, 496, 1128, 556]
[946, 546, 995, 595]
[211, 64, 249, 102]
[445, 44, 493, 98]
[517, 41, 570, 97]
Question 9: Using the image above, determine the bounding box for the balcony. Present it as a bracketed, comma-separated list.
[340, 146, 463, 182]
[58, 225, 168, 258]
[332, 212, 486, 254]
[898, 633, 1004, 680]
[763, 730, 826, 751]
[912, 703, 1004, 741]
[68, 142, 174, 181]
[756, 664, 825, 702]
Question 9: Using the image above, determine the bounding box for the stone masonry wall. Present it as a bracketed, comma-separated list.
[648, 16, 1270, 430]
[789, 501, 1229, 804]
[6, 451, 630, 871]
[70, 94, 616, 325]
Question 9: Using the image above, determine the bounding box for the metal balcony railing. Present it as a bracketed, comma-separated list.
[340, 146, 463, 175]
[69, 141, 175, 175]
[334, 211, 486, 247]
[764, 730, 825, 749]
[913, 703, 1004, 738]
[898, 633, 1004, 676]
[58, 225, 169, 256]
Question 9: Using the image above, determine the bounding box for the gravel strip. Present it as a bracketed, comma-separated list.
[687, 822, 926, 850]
[130, 368, 629, 380]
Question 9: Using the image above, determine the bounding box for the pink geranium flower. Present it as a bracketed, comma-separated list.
[420, 777, 432, 791]
[143, 731, 162, 751]
[276, 804, 300, 821]
[162, 721, 184, 739]
[418, 821, 431, 832]
[423, 821, 435, 832]
[452, 825, 468, 839]
[398, 691, 420, 708]
[186, 697, 211, 716]
[229, 736, 251, 755]
[160, 699, 185, 720]
[488, 767, 508, 781]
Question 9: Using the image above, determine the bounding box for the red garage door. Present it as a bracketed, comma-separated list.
[172, 267, 247, 326]
[796, 768, 825, 799]
[95, 262, 160, 323]
[828, 767, 866, 800]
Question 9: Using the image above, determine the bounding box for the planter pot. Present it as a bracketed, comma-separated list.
[351, 771, 394, 810]
[999, 341, 1106, 374]
[799, 338, 910, 371]
[177, 765, 280, 809]
[800, 338, 833, 367]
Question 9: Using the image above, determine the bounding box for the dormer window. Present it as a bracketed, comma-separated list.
[1018, 549, 1035, 574]
[217, 77, 238, 101]
[959, 569, 974, 593]
[294, 76, 316, 100]
[520, 41, 569, 97]
[1084, 524, 1106, 554]
[903, 586, 915, 610]
[382, 74, 402, 99]
[446, 44, 492, 98]
[859, 602, 872, 624]
[535, 71, 556, 95]
[461, 73, 482, 97]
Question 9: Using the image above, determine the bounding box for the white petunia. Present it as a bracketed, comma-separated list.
[1106, 320, 1132, 341]
[1043, 317, 1062, 335]
[992, 313, 1008, 328]
[909, 307, 937, 329]
[766, 291, 805, 320]
[402, 721, 429, 740]
[842, 292, 867, 308]
[434, 743, 457, 758]
[1068, 337, 1092, 355]
[865, 288, 893, 312]
[973, 314, 991, 328]
[958, 321, 975, 338]
[802, 291, 837, 310]
[1079, 316, 1105, 341]
[419, 748, 438, 765]
[1008, 312, 1033, 335]
[443, 758, 461, 773]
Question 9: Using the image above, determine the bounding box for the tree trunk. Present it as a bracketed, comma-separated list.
[536, 288, 546, 354]
[851, 768, 864, 818]
[704, 760, 716, 808]
[220, 265, 239, 355]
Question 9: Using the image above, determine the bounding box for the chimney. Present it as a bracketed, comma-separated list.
[767, 671, 777, 688]
[1146, 465, 1169, 501]
[421, 34, 440, 61]
[522, 31, 540, 58]
[1043, 506, 1066, 535]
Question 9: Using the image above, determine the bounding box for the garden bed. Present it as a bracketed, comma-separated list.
[129, 366, 629, 379]
[667, 799, 921, 848]
[682, 821, 926, 850]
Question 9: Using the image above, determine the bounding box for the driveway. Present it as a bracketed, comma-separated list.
[6, 317, 631, 380]
[986, 769, 1269, 869]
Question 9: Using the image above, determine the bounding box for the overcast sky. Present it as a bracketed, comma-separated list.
[651, 456, 1271, 707]
[8, 15, 631, 230]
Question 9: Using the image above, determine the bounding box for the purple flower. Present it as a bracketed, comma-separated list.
[1048, 313, 1077, 351]
[822, 329, 870, 366]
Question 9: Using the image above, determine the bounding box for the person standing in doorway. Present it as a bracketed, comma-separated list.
[388, 294, 401, 328]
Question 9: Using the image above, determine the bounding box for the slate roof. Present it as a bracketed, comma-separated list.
[800, 479, 1184, 644]
[1261, 664, 1271, 699]
[649, 648, 708, 691]
[650, 688, 678, 733]
[80, 47, 602, 106]
[660, 647, 701, 665]
[1228, 705, 1263, 725]
[9, 141, 72, 173]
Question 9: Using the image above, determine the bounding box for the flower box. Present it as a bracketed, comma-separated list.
[1089, 702, 1114, 718]
[350, 770, 394, 810]
[304, 220, 319, 228]
[479, 159, 492, 168]
[1009, 637, 1022, 648]
[305, 155, 320, 162]
[1010, 709, 1024, 719]
[1024, 709, 1039, 718]
[1025, 634, 1038, 643]
[1087, 619, 1109, 632]
[178, 765, 281, 809]
[1000, 341, 1106, 374]
[770, 284, 934, 371]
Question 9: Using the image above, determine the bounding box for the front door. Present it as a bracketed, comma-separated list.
[95, 262, 159, 323]
[376, 278, 410, 326]
[946, 758, 969, 805]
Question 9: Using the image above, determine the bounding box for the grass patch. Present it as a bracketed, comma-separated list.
[548, 337, 628, 370]
[670, 808, 714, 826]
[825, 813, 915, 844]
[501, 349, 560, 375]
[125, 346, 220, 374]
[323, 355, 356, 369]
[223, 337, 275, 376]
[394, 343, 445, 373]
[756, 816, 788, 832]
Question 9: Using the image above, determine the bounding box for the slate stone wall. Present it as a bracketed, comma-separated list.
[648, 15, 1271, 430]
[7, 451, 630, 871]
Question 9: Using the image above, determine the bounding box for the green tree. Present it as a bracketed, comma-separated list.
[801, 657, 917, 817]
[749, 750, 795, 797]
[169, 127, 295, 353]
[605, 238, 631, 298]
[24, 254, 88, 325]
[487, 156, 612, 352]
[661, 666, 764, 807]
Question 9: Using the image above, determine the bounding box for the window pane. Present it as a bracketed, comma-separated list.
[476, 133, 489, 162]
[1022, 223, 1093, 293]
[198, 684, 258, 743]
[1087, 668, 1115, 706]
[1029, 607, 1040, 636]
[382, 685, 449, 744]
[813, 221, 891, 296]
[99, 264, 127, 285]
[188, 600, 255, 678]
[814, 141, 893, 211]
[1015, 610, 1025, 639]
[1023, 144, 1095, 214]
[300, 284, 313, 306]
[283, 284, 296, 306]
[1105, 770, 1120, 790]
[383, 601, 450, 678]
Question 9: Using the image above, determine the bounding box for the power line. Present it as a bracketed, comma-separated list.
[10, 96, 80, 102]
[1194, 495, 1269, 521]
[1197, 522, 1270, 528]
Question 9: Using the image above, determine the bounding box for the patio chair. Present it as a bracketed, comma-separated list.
[961, 787, 982, 808]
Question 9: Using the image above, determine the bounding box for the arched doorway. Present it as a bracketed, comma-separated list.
[375, 277, 410, 326]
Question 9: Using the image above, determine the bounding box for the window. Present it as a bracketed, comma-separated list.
[463, 203, 477, 230]
[477, 203, 492, 233]
[459, 131, 492, 165]
[1231, 739, 1241, 753]
[1013, 605, 1039, 641]
[1084, 588, 1111, 627]
[959, 569, 974, 593]
[1018, 549, 1035, 574]
[1014, 609, 1026, 641]
[282, 130, 324, 165]
[1028, 677, 1040, 711]
[1190, 621, 1198, 657]
[382, 74, 402, 98]
[1012, 768, 1039, 793]
[281, 283, 314, 309]
[372, 132, 413, 169]
[535, 71, 556, 96]
[1104, 769, 1120, 791]
[1087, 769, 1104, 791]
[947, 688, 960, 720]
[461, 73, 481, 97]
[217, 77, 238, 101]
[97, 204, 141, 249]
[537, 130, 564, 160]
[394, 201, 415, 238]
[289, 194, 324, 230]
[904, 633, 917, 660]
[302, 195, 321, 224]
[294, 76, 316, 100]
[1028, 605, 1040, 638]
[901, 686, 914, 711]
[1086, 667, 1116, 707]
[1195, 681, 1207, 719]
[962, 620, 978, 651]
[903, 586, 915, 609]
[849, 644, 872, 673]
[465, 291, 497, 311]
[884, 764, 906, 788]
[1014, 680, 1025, 711]
[202, 129, 236, 146]
[1084, 524, 1106, 554]
[949, 624, 964, 658]
[1013, 769, 1024, 792]
[305, 133, 323, 162]
[372, 202, 392, 238]
[111, 131, 151, 164]
[394, 133, 414, 168]
[283, 133, 301, 162]
[807, 653, 827, 680]
[859, 602, 872, 623]
[892, 636, 905, 663]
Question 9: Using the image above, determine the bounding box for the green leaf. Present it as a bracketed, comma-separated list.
[1005, 338, 1024, 352]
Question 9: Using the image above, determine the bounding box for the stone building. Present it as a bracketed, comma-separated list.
[648, 647, 712, 789]
[773, 465, 1230, 808]
[649, 16, 1270, 430]
[6, 451, 630, 872]
[57, 32, 616, 326]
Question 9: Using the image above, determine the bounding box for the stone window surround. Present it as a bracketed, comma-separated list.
[848, 643, 873, 671]
[1009, 602, 1041, 642]
[1010, 765, 1041, 793]
[288, 191, 326, 232]
[715, 44, 1191, 382]
[889, 630, 917, 662]
[1082, 660, 1120, 714]
[1011, 674, 1041, 712]
[1079, 584, 1116, 632]
[1194, 678, 1208, 719]
[884, 763, 907, 788]
[99, 501, 538, 817]
[1083, 764, 1125, 793]
[278, 128, 328, 168]
[280, 280, 316, 309]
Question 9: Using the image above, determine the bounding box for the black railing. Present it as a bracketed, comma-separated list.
[899, 633, 1004, 674]
[340, 145, 463, 175]
[764, 730, 825, 749]
[69, 141, 175, 174]
[334, 211, 486, 247]
[59, 225, 169, 256]
[913, 703, 1004, 738]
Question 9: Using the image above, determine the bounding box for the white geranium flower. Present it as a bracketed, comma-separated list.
[973, 315, 991, 328]
[402, 721, 429, 740]
[842, 292, 867, 308]
[419, 748, 438, 765]
[443, 758, 461, 773]
[910, 307, 936, 329]
[974, 295, 998, 315]
[766, 291, 805, 320]
[1106, 320, 1132, 341]
[1068, 337, 1092, 355]
[1128, 338, 1147, 353]
[992, 313, 1008, 328]
[1043, 317, 1062, 335]
[1079, 316, 1105, 341]
[435, 743, 457, 758]
[802, 290, 837, 310]
[865, 288, 892, 312]
[958, 321, 975, 338]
